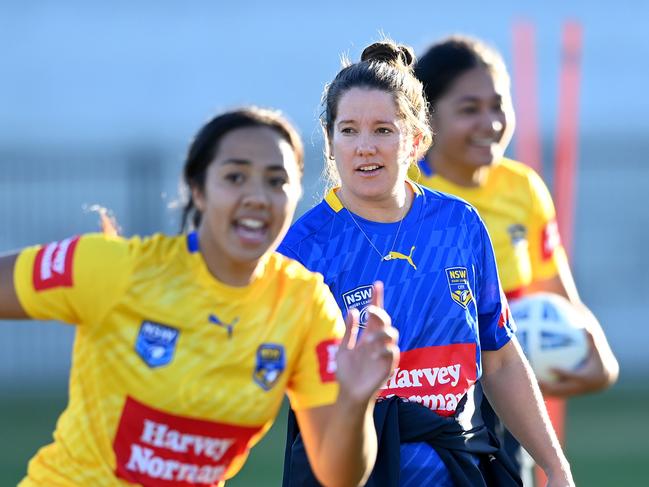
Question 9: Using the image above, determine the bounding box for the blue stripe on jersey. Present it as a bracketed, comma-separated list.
[278, 184, 515, 480]
[400, 443, 453, 486]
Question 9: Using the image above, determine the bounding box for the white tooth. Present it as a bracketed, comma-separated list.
[359, 165, 380, 171]
[239, 218, 264, 229]
[472, 138, 494, 146]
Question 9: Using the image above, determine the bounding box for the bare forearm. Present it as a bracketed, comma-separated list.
[316, 391, 377, 487]
[482, 342, 573, 483]
[0, 253, 28, 319]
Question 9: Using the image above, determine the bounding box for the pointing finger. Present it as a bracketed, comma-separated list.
[342, 308, 360, 350]
[371, 281, 384, 309]
[364, 304, 392, 333]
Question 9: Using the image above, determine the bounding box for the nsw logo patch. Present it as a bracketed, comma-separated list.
[135, 321, 179, 368]
[445, 267, 474, 309]
[342, 284, 373, 327]
[253, 344, 285, 391]
[507, 223, 528, 247]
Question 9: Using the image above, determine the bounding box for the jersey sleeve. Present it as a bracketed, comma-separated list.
[276, 240, 300, 262]
[475, 218, 516, 351]
[526, 170, 569, 282]
[14, 233, 133, 326]
[285, 278, 345, 411]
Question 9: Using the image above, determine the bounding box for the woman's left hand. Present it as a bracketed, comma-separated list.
[335, 281, 400, 403]
[539, 332, 610, 397]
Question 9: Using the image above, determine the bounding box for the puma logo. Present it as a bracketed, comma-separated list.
[208, 314, 239, 339]
[384, 245, 417, 270]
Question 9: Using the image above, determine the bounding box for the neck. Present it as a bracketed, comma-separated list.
[426, 151, 489, 187]
[197, 229, 261, 287]
[337, 182, 413, 223]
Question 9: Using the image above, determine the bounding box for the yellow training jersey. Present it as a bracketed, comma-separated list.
[14, 232, 344, 487]
[413, 158, 568, 297]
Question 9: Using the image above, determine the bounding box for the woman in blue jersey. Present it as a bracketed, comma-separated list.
[280, 40, 574, 486]
[0, 107, 399, 487]
[411, 35, 619, 484]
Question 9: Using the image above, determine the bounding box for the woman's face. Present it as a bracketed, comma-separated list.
[431, 66, 515, 170]
[193, 125, 302, 274]
[330, 87, 415, 206]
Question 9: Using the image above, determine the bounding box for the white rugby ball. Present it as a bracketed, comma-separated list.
[509, 292, 589, 383]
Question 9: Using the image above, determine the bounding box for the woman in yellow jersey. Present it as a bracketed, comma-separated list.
[0, 107, 399, 487]
[412, 35, 619, 482]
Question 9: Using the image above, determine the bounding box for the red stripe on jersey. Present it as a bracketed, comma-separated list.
[541, 219, 561, 261]
[498, 303, 511, 328]
[505, 288, 524, 300]
[114, 396, 262, 486]
[377, 343, 477, 417]
[32, 236, 80, 291]
[316, 338, 340, 383]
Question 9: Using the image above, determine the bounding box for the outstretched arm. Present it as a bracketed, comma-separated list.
[295, 282, 399, 487]
[0, 253, 28, 319]
[526, 269, 619, 396]
[482, 339, 574, 487]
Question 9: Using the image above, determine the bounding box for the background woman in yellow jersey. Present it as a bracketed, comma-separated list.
[412, 35, 619, 482]
[0, 107, 399, 487]
[281, 39, 574, 487]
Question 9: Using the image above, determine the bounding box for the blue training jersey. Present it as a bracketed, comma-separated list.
[279, 183, 515, 486]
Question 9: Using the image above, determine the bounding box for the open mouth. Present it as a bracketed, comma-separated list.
[470, 137, 496, 147]
[356, 164, 383, 175]
[233, 217, 268, 244]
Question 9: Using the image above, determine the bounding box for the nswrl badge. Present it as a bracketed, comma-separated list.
[253, 344, 285, 391]
[445, 267, 474, 309]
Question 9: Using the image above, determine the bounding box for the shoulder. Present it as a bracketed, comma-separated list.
[72, 232, 187, 276]
[495, 158, 546, 191]
[496, 159, 554, 214]
[127, 232, 185, 257]
[416, 183, 482, 221]
[267, 252, 328, 296]
[280, 200, 336, 253]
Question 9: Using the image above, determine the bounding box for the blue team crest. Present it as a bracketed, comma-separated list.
[445, 267, 474, 309]
[135, 321, 180, 368]
[253, 344, 285, 391]
[507, 224, 528, 247]
[341, 284, 373, 328]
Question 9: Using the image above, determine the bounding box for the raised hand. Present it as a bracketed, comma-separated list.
[335, 281, 400, 403]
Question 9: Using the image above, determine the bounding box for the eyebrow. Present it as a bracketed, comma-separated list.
[221, 158, 288, 172]
[336, 119, 396, 126]
[456, 94, 503, 103]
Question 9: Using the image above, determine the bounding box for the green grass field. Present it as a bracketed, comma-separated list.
[2, 384, 647, 486]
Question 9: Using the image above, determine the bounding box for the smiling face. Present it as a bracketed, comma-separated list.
[429, 66, 515, 181]
[193, 125, 302, 285]
[331, 87, 415, 214]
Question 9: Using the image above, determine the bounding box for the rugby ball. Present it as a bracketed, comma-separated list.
[509, 292, 589, 383]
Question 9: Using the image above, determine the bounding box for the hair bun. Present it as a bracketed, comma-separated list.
[361, 42, 415, 67]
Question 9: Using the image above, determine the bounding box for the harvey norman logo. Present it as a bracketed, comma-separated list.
[378, 343, 477, 416]
[114, 397, 261, 485]
[33, 236, 80, 290]
[341, 285, 373, 327]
